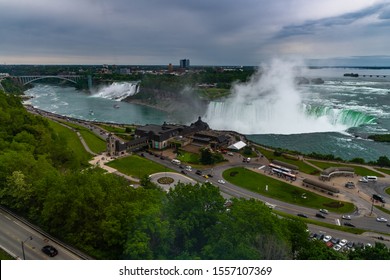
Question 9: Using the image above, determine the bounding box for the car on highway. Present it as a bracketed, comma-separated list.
[195, 170, 202, 175]
[344, 222, 355, 227]
[217, 179, 225, 184]
[319, 209, 329, 214]
[342, 215, 351, 220]
[373, 194, 386, 203]
[41, 245, 58, 257]
[316, 213, 326, 219]
[297, 213, 308, 218]
[376, 217, 388, 223]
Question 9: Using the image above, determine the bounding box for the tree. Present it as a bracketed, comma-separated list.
[348, 242, 390, 260]
[203, 198, 293, 259]
[376, 156, 390, 167]
[200, 148, 213, 165]
[296, 239, 346, 260]
[164, 182, 225, 258]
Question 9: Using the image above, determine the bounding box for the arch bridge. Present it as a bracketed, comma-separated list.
[13, 75, 84, 85]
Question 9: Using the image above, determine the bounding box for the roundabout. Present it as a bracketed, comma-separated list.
[149, 172, 197, 192]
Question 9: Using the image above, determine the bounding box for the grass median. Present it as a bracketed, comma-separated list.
[223, 167, 354, 213]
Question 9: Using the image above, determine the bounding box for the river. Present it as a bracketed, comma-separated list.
[25, 67, 390, 162]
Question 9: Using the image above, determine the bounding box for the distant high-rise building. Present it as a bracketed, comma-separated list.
[168, 63, 173, 73]
[180, 59, 190, 69]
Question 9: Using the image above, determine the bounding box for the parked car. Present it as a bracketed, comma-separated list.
[342, 215, 351, 220]
[333, 244, 342, 251]
[345, 181, 355, 188]
[339, 239, 348, 247]
[316, 213, 326, 219]
[323, 235, 332, 242]
[41, 245, 58, 257]
[331, 237, 340, 244]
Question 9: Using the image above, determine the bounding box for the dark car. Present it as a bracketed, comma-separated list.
[372, 194, 386, 203]
[41, 245, 58, 257]
[315, 213, 326, 219]
[195, 170, 202, 175]
[180, 170, 187, 175]
[344, 222, 355, 227]
[297, 213, 308, 218]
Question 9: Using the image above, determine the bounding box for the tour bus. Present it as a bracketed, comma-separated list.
[171, 159, 181, 166]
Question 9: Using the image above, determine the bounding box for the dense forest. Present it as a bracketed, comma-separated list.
[1, 90, 390, 260]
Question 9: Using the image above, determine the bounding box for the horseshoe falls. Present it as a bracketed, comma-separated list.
[203, 59, 390, 161]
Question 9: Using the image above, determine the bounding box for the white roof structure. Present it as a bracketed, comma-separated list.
[227, 141, 247, 150]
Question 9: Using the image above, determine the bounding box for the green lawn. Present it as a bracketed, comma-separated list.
[376, 167, 390, 176]
[256, 146, 320, 175]
[307, 160, 385, 177]
[58, 121, 106, 154]
[177, 150, 200, 164]
[223, 167, 354, 213]
[106, 155, 176, 179]
[48, 120, 92, 162]
[78, 130, 106, 154]
[386, 187, 390, 196]
[97, 124, 127, 133]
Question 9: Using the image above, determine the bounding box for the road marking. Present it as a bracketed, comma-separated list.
[335, 219, 341, 226]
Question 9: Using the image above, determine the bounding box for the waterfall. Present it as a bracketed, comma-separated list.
[304, 105, 376, 127]
[92, 82, 140, 101]
[203, 58, 375, 135]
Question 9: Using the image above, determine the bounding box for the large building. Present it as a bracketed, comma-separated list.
[180, 59, 190, 69]
[106, 117, 231, 156]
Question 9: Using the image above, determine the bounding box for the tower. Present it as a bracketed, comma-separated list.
[180, 59, 190, 69]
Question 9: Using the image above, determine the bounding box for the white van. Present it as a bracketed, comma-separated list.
[171, 159, 181, 165]
[360, 176, 377, 182]
[366, 176, 378, 182]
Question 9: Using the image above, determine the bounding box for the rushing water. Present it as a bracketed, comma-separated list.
[25, 66, 390, 161]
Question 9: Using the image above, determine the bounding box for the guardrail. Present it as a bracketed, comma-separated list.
[0, 205, 93, 260]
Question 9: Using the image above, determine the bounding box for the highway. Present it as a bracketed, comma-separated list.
[0, 207, 89, 260]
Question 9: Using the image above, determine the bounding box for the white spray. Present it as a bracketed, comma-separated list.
[203, 58, 348, 134]
[92, 82, 140, 101]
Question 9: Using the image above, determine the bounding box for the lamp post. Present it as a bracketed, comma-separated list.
[21, 236, 32, 260]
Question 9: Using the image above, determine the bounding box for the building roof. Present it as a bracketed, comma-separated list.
[228, 141, 247, 150]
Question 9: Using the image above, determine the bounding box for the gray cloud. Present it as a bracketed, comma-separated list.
[0, 0, 389, 65]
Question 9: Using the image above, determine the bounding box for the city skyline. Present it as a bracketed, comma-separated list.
[1, 0, 390, 66]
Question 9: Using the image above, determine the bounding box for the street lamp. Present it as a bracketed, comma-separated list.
[21, 236, 32, 260]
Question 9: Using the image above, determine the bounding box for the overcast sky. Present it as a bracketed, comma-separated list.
[1, 0, 390, 66]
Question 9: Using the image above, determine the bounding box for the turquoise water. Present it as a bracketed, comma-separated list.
[26, 67, 390, 161]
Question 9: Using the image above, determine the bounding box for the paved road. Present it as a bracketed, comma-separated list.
[0, 208, 85, 260]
